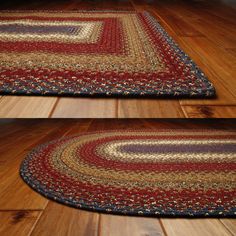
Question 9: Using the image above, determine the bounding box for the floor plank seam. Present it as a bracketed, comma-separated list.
[28, 210, 44, 236]
[115, 99, 119, 118]
[97, 214, 102, 236]
[159, 219, 168, 236]
[219, 220, 235, 236]
[29, 200, 50, 236]
[48, 97, 60, 118]
[180, 105, 189, 118]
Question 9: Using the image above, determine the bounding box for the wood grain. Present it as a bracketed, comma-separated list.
[179, 37, 236, 95]
[118, 99, 185, 118]
[0, 151, 48, 210]
[182, 105, 236, 118]
[157, 14, 204, 37]
[0, 121, 67, 210]
[0, 96, 57, 118]
[161, 219, 232, 236]
[31, 202, 99, 236]
[51, 98, 117, 118]
[0, 119, 93, 210]
[0, 211, 42, 236]
[99, 215, 165, 236]
[221, 219, 236, 235]
[0, 119, 236, 235]
[175, 38, 236, 105]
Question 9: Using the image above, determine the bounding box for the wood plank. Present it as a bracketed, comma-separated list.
[61, 119, 92, 136]
[158, 15, 203, 37]
[67, 0, 134, 11]
[175, 37, 236, 105]
[118, 99, 185, 118]
[149, 8, 236, 106]
[51, 98, 117, 118]
[220, 219, 236, 235]
[0, 210, 42, 236]
[152, 1, 236, 49]
[87, 118, 147, 131]
[24, 119, 92, 152]
[148, 7, 180, 39]
[161, 219, 232, 236]
[225, 48, 236, 60]
[143, 118, 236, 130]
[0, 96, 57, 118]
[0, 152, 48, 210]
[182, 105, 236, 118]
[99, 214, 165, 236]
[0, 122, 63, 210]
[0, 119, 92, 210]
[197, 2, 236, 25]
[0, 120, 31, 142]
[210, 6, 236, 23]
[178, 37, 236, 96]
[190, 17, 236, 50]
[150, 0, 199, 16]
[31, 202, 99, 236]
[0, 120, 64, 156]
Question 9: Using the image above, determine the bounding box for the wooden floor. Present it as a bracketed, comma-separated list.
[0, 0, 236, 118]
[0, 118, 235, 236]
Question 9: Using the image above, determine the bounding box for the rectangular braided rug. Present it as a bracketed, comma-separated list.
[0, 11, 215, 97]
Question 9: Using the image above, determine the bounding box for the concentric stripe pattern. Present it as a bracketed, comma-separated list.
[0, 11, 215, 97]
[20, 130, 236, 217]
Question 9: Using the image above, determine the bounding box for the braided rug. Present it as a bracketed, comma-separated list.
[0, 11, 215, 97]
[20, 130, 236, 217]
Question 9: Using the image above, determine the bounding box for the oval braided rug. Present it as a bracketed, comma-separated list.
[20, 130, 236, 217]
